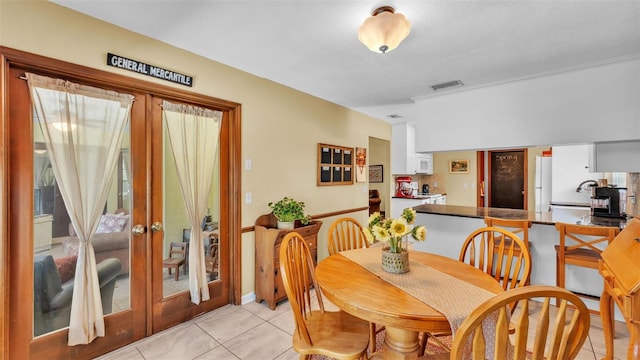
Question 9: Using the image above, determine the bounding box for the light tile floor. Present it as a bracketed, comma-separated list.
[95, 293, 631, 360]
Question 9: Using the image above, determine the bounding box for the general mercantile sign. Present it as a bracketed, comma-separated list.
[106, 53, 193, 87]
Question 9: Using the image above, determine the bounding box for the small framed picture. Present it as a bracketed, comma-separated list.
[369, 165, 383, 183]
[449, 159, 469, 173]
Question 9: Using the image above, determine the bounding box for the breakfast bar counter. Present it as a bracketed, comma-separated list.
[408, 204, 633, 318]
[411, 203, 629, 228]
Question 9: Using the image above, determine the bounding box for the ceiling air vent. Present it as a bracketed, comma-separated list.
[431, 80, 464, 91]
[387, 114, 403, 119]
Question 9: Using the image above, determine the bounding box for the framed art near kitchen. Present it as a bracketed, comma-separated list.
[369, 165, 383, 183]
[449, 159, 469, 173]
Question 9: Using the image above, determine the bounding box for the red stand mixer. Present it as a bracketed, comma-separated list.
[395, 176, 413, 198]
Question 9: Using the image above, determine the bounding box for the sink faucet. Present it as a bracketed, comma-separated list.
[576, 179, 598, 193]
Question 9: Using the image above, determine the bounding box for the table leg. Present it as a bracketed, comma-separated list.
[381, 326, 421, 360]
[629, 320, 639, 360]
[600, 288, 614, 360]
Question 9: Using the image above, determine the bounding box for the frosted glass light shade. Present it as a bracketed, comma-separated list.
[358, 6, 411, 54]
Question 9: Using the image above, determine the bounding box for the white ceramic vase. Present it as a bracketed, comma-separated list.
[277, 221, 295, 230]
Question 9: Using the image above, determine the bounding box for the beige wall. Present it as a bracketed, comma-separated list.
[368, 137, 390, 213]
[430, 147, 549, 208]
[433, 151, 477, 206]
[1, 1, 391, 298]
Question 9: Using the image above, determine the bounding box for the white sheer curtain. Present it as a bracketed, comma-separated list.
[34, 153, 52, 188]
[163, 100, 221, 304]
[26, 73, 134, 345]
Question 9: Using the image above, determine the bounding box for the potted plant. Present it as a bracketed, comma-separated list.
[268, 197, 311, 229]
[364, 208, 427, 273]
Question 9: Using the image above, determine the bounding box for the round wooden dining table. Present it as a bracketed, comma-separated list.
[315, 250, 504, 360]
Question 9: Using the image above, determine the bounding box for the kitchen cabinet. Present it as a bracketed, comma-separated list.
[391, 123, 417, 174]
[254, 213, 322, 310]
[552, 145, 602, 204]
[392, 124, 434, 175]
[589, 140, 640, 172]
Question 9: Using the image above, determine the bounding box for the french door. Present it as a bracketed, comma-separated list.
[4, 51, 239, 359]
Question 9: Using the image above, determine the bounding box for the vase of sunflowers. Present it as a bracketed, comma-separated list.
[364, 208, 427, 273]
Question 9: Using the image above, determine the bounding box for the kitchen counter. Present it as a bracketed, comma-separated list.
[411, 204, 633, 318]
[550, 201, 591, 208]
[412, 203, 629, 229]
[391, 194, 446, 219]
[392, 193, 444, 199]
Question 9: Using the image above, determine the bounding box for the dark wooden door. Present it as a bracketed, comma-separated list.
[488, 149, 528, 210]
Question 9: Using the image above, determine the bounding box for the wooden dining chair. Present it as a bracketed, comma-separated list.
[449, 285, 591, 360]
[554, 222, 619, 302]
[419, 226, 532, 356]
[163, 242, 187, 281]
[484, 216, 532, 285]
[328, 217, 370, 256]
[459, 226, 532, 293]
[280, 232, 370, 360]
[328, 217, 383, 353]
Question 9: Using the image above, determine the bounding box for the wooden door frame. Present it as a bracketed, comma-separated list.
[0, 46, 242, 359]
[476, 151, 486, 207]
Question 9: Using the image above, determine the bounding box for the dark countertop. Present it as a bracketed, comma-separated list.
[412, 204, 630, 229]
[392, 194, 445, 199]
[549, 201, 591, 208]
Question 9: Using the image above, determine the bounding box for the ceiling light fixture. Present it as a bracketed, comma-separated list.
[358, 6, 411, 54]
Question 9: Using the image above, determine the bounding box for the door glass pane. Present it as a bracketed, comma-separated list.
[161, 113, 220, 299]
[33, 116, 132, 337]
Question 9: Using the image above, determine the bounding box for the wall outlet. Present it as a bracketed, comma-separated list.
[245, 159, 252, 170]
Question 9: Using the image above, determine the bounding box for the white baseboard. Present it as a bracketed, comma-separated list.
[241, 292, 256, 305]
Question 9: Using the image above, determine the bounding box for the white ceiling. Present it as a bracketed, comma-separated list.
[53, 0, 640, 123]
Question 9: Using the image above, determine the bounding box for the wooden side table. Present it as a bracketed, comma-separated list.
[254, 213, 322, 309]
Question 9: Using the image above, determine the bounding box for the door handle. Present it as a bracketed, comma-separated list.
[151, 222, 164, 232]
[132, 224, 146, 235]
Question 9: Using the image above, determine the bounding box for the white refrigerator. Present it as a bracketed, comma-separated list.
[534, 156, 552, 212]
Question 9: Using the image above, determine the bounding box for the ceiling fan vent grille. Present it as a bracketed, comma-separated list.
[431, 80, 464, 91]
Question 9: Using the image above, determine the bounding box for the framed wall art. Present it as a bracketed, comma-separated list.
[369, 165, 383, 183]
[317, 143, 354, 186]
[449, 159, 469, 173]
[355, 147, 367, 183]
